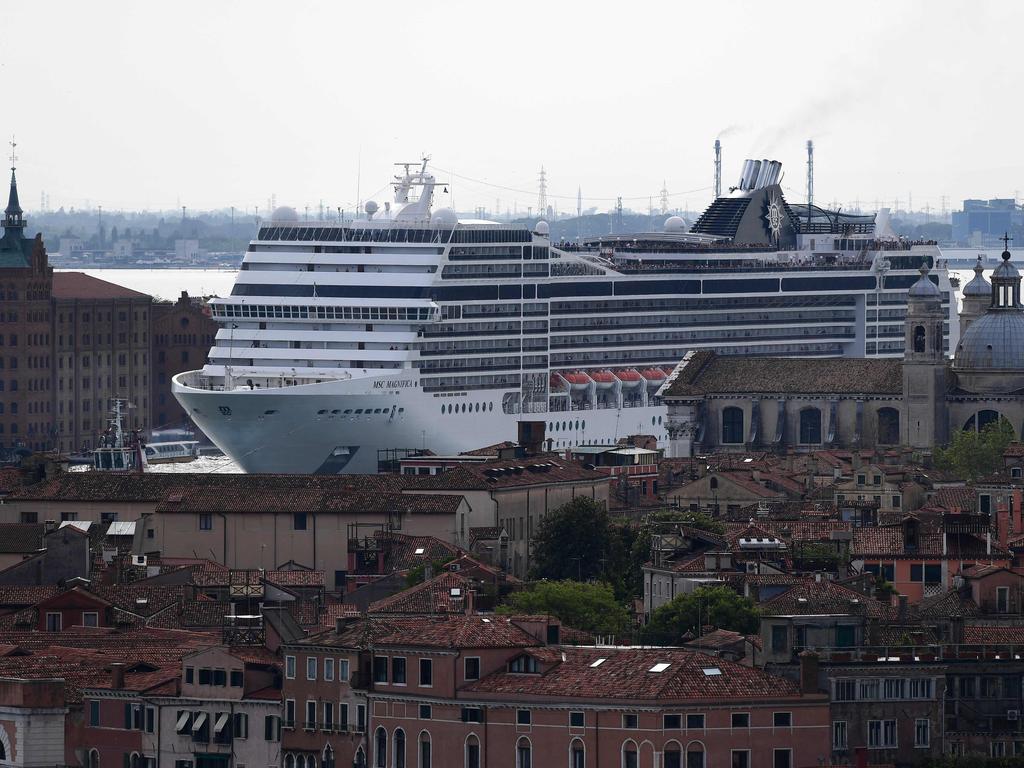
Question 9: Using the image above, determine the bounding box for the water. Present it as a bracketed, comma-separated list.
[55, 268, 238, 301]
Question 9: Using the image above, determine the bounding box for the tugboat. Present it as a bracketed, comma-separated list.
[92, 400, 147, 472]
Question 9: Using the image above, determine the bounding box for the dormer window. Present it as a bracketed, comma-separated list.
[509, 655, 539, 674]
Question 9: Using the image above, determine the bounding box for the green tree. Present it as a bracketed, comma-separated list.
[497, 580, 630, 638]
[640, 586, 759, 645]
[529, 497, 615, 583]
[405, 556, 456, 587]
[627, 510, 725, 598]
[935, 419, 1015, 481]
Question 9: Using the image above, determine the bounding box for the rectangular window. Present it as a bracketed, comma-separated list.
[373, 656, 388, 684]
[324, 658, 335, 681]
[306, 657, 317, 681]
[771, 625, 787, 653]
[339, 703, 349, 730]
[145, 707, 155, 733]
[419, 704, 431, 720]
[465, 657, 480, 681]
[212, 669, 227, 687]
[419, 658, 432, 686]
[305, 700, 316, 730]
[284, 700, 295, 728]
[909, 678, 934, 699]
[623, 713, 638, 729]
[883, 678, 905, 700]
[731, 712, 750, 728]
[664, 714, 681, 729]
[868, 719, 898, 748]
[230, 670, 243, 687]
[686, 713, 705, 729]
[90, 700, 100, 727]
[392, 656, 407, 684]
[731, 751, 750, 768]
[45, 612, 62, 632]
[773, 712, 792, 727]
[570, 711, 585, 728]
[833, 721, 848, 750]
[324, 702, 334, 730]
[834, 679, 855, 701]
[264, 715, 280, 742]
[285, 655, 296, 679]
[773, 749, 792, 768]
[176, 710, 192, 734]
[910, 564, 923, 582]
[233, 712, 247, 739]
[517, 709, 532, 725]
[83, 611, 99, 628]
[923, 564, 942, 584]
[199, 514, 212, 531]
[858, 679, 880, 700]
[357, 704, 366, 732]
[294, 512, 307, 530]
[998, 586, 1011, 613]
[461, 707, 483, 723]
[915, 718, 930, 748]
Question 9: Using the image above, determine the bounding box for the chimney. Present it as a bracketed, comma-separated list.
[110, 662, 126, 690]
[998, 506, 1010, 552]
[464, 589, 476, 616]
[897, 594, 908, 623]
[335, 616, 354, 635]
[44, 520, 57, 534]
[517, 421, 545, 456]
[798, 650, 819, 694]
[852, 452, 862, 470]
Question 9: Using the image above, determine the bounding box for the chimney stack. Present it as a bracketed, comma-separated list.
[110, 662, 126, 690]
[798, 650, 819, 694]
[998, 505, 1010, 552]
[464, 589, 476, 616]
[713, 139, 722, 198]
[897, 594, 908, 623]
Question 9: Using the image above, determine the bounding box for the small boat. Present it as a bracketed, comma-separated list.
[561, 372, 592, 392]
[615, 369, 644, 389]
[591, 370, 616, 390]
[144, 441, 200, 464]
[92, 400, 147, 472]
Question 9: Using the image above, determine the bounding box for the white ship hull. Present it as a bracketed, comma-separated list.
[173, 371, 667, 474]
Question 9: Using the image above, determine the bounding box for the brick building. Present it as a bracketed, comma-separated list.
[152, 291, 218, 430]
[0, 166, 54, 455]
[52, 272, 153, 451]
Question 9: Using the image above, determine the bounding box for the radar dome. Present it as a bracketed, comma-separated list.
[364, 200, 379, 218]
[664, 215, 686, 233]
[270, 206, 299, 223]
[534, 220, 550, 237]
[431, 207, 458, 229]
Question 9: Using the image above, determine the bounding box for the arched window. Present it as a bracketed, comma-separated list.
[686, 742, 706, 768]
[570, 738, 585, 768]
[87, 749, 99, 768]
[721, 406, 744, 445]
[964, 410, 1005, 433]
[709, 477, 718, 490]
[912, 325, 926, 353]
[355, 748, 367, 768]
[664, 742, 682, 768]
[376, 727, 388, 768]
[394, 728, 406, 768]
[296, 756, 307, 768]
[517, 737, 532, 768]
[877, 407, 900, 445]
[323, 746, 335, 768]
[309, 757, 317, 768]
[419, 731, 431, 768]
[622, 740, 638, 768]
[799, 408, 822, 445]
[465, 734, 480, 768]
[285, 755, 295, 768]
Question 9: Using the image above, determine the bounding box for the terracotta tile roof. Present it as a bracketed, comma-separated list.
[264, 570, 324, 588]
[369, 571, 472, 615]
[376, 533, 461, 573]
[684, 628, 746, 650]
[0, 585, 61, 607]
[0, 523, 43, 554]
[916, 589, 980, 619]
[871, 625, 939, 646]
[469, 526, 505, 542]
[52, 272, 152, 300]
[302, 614, 542, 651]
[410, 454, 607, 491]
[459, 441, 517, 456]
[761, 579, 893, 619]
[9, 473, 185, 502]
[463, 646, 802, 702]
[0, 468, 28, 496]
[931, 487, 977, 513]
[662, 350, 903, 398]
[963, 625, 1024, 645]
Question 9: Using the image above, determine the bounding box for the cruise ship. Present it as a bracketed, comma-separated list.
[173, 158, 957, 474]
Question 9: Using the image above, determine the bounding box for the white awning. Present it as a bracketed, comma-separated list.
[192, 712, 207, 732]
[175, 711, 190, 732]
[213, 712, 230, 734]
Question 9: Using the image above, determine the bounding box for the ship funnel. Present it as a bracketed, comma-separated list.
[754, 158, 771, 189]
[766, 161, 782, 186]
[738, 159, 753, 190]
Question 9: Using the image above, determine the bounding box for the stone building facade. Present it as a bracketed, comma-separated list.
[151, 291, 218, 430]
[662, 252, 1024, 456]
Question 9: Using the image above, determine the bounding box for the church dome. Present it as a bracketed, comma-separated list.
[908, 264, 941, 299]
[955, 311, 1024, 371]
[962, 257, 991, 297]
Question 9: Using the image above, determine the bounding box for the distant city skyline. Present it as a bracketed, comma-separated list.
[2, 0, 1022, 215]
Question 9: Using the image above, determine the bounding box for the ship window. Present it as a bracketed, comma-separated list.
[355, 409, 364, 414]
[489, 403, 493, 412]
[374, 408, 382, 414]
[317, 409, 327, 415]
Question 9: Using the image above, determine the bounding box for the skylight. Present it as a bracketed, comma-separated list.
[414, 547, 425, 555]
[649, 662, 671, 673]
[702, 667, 722, 676]
[590, 658, 607, 668]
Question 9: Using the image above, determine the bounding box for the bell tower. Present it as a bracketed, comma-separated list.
[902, 262, 948, 449]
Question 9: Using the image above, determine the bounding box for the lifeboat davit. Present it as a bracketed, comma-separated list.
[641, 368, 667, 389]
[561, 372, 592, 392]
[591, 370, 616, 390]
[615, 369, 643, 389]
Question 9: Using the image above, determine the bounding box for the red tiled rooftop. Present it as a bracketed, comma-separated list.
[51, 272, 151, 300]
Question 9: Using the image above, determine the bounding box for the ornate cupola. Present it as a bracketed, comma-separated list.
[3, 140, 24, 236]
[989, 234, 1021, 310]
[960, 255, 992, 338]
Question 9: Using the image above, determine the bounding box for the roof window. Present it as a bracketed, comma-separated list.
[649, 662, 671, 673]
[590, 658, 607, 668]
[702, 667, 722, 676]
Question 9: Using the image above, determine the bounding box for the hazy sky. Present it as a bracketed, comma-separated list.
[2, 0, 1021, 215]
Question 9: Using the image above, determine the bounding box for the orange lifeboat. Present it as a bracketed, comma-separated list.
[561, 372, 592, 392]
[614, 368, 643, 389]
[590, 370, 616, 390]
